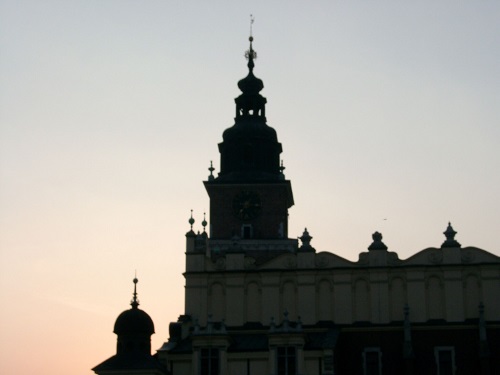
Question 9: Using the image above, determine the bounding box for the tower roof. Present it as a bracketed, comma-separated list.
[215, 35, 284, 182]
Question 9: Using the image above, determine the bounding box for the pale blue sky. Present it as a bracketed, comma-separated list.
[1, 1, 499, 374]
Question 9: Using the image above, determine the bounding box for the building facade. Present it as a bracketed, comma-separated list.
[93, 37, 500, 375]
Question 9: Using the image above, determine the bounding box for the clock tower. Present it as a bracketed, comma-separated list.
[204, 36, 294, 241]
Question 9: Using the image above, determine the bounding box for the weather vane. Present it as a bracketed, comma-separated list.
[245, 14, 257, 61]
[250, 14, 255, 37]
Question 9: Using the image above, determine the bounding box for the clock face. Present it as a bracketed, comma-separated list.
[233, 191, 261, 221]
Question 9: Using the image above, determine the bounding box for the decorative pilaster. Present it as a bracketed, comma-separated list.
[403, 304, 415, 375]
[478, 302, 491, 375]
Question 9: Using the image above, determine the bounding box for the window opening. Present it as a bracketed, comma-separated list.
[200, 348, 219, 375]
[434, 347, 455, 375]
[362, 347, 382, 375]
[277, 346, 297, 375]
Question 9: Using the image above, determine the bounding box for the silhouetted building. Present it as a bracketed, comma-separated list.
[93, 36, 500, 375]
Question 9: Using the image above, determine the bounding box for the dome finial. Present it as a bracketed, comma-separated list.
[208, 160, 215, 181]
[189, 209, 195, 230]
[279, 160, 286, 180]
[368, 231, 388, 251]
[441, 222, 461, 248]
[202, 212, 207, 232]
[131, 273, 139, 309]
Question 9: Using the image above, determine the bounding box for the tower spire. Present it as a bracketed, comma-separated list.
[245, 15, 256, 72]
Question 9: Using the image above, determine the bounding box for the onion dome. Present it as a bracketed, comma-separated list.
[114, 307, 155, 337]
[232, 36, 268, 123]
[237, 37, 264, 95]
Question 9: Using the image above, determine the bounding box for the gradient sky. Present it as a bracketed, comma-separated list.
[1, 1, 499, 374]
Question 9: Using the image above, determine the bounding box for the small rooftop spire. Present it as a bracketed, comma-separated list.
[245, 15, 257, 72]
[202, 212, 207, 232]
[279, 160, 286, 180]
[131, 275, 139, 309]
[299, 228, 315, 252]
[189, 209, 195, 230]
[208, 161, 215, 181]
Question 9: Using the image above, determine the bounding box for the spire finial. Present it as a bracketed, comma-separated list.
[189, 209, 195, 230]
[131, 274, 139, 309]
[441, 222, 461, 248]
[299, 228, 314, 251]
[202, 212, 207, 232]
[208, 161, 215, 181]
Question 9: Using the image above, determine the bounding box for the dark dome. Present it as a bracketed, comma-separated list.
[114, 307, 155, 336]
[238, 71, 264, 95]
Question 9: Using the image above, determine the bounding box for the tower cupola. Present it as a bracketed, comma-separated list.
[235, 36, 266, 120]
[113, 277, 155, 356]
[217, 36, 283, 182]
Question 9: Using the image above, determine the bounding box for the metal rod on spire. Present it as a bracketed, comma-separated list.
[131, 275, 139, 309]
[245, 15, 257, 67]
[250, 14, 254, 37]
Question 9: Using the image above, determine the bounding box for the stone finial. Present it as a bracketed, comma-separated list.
[189, 209, 195, 229]
[202, 212, 208, 234]
[185, 209, 196, 237]
[299, 228, 315, 252]
[441, 222, 461, 248]
[279, 160, 286, 180]
[368, 231, 388, 251]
